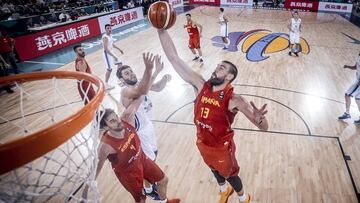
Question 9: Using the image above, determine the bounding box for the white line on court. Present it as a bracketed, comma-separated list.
[24, 61, 66, 65]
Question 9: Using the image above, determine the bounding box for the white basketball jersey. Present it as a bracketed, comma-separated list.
[291, 18, 301, 33]
[120, 85, 153, 131]
[102, 33, 114, 51]
[356, 55, 360, 81]
[219, 13, 226, 26]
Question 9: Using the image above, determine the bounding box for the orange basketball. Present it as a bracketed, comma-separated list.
[147, 1, 176, 30]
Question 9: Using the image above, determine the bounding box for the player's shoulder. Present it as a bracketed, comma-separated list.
[102, 34, 109, 39]
[75, 59, 84, 65]
[119, 84, 129, 94]
[100, 139, 115, 154]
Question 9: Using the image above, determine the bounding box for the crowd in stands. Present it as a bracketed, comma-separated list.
[118, 0, 159, 15]
[0, 0, 154, 28]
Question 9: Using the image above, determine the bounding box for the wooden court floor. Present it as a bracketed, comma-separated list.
[1, 6, 360, 203]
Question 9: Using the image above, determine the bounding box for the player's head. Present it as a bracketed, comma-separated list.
[116, 65, 138, 85]
[209, 61, 238, 86]
[186, 13, 191, 21]
[220, 8, 224, 13]
[100, 109, 123, 131]
[105, 24, 111, 34]
[73, 45, 85, 57]
[293, 11, 299, 19]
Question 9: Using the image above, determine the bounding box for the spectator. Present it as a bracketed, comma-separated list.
[102, 2, 111, 12]
[23, 5, 34, 16]
[78, 8, 89, 16]
[30, 4, 41, 15]
[37, 2, 49, 13]
[7, 13, 20, 20]
[94, 4, 104, 13]
[15, 5, 25, 16]
[7, 3, 16, 13]
[0, 31, 19, 74]
[39, 15, 49, 25]
[1, 6, 11, 14]
[58, 10, 71, 22]
[127, 0, 135, 8]
[48, 12, 58, 23]
[26, 18, 35, 29]
[70, 10, 79, 21]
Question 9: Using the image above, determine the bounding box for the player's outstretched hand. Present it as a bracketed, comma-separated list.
[250, 101, 268, 125]
[155, 55, 164, 73]
[143, 52, 155, 71]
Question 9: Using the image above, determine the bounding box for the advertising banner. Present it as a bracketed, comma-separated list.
[97, 7, 144, 33]
[15, 18, 101, 61]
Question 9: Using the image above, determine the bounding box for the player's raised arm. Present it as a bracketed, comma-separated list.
[229, 94, 269, 131]
[137, 52, 156, 94]
[121, 53, 157, 124]
[121, 95, 145, 126]
[121, 53, 156, 101]
[157, 29, 205, 94]
[81, 141, 114, 202]
[151, 74, 171, 92]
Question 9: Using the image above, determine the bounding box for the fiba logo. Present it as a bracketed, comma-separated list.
[211, 29, 310, 62]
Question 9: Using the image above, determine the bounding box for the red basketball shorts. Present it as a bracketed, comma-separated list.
[189, 36, 200, 49]
[196, 138, 240, 178]
[113, 153, 165, 202]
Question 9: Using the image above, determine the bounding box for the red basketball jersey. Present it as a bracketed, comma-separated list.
[194, 82, 236, 146]
[186, 21, 199, 38]
[101, 121, 142, 170]
[75, 58, 92, 74]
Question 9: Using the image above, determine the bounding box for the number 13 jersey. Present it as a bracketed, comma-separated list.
[194, 82, 237, 146]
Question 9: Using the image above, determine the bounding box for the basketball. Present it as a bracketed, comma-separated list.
[147, 1, 176, 30]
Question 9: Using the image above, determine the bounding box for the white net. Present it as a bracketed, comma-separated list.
[0, 73, 104, 203]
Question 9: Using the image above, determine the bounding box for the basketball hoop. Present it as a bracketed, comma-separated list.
[0, 71, 105, 202]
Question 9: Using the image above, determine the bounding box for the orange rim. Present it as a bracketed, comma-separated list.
[0, 71, 105, 175]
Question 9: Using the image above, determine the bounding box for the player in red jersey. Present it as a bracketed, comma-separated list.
[157, 30, 269, 203]
[81, 53, 180, 203]
[184, 13, 203, 63]
[73, 45, 96, 105]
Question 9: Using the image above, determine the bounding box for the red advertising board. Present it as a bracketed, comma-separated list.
[284, 0, 319, 11]
[15, 18, 101, 61]
[189, 0, 220, 6]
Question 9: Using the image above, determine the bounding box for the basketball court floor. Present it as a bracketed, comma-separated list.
[1, 5, 360, 203]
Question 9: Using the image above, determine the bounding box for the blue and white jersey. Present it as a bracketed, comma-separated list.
[120, 85, 153, 131]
